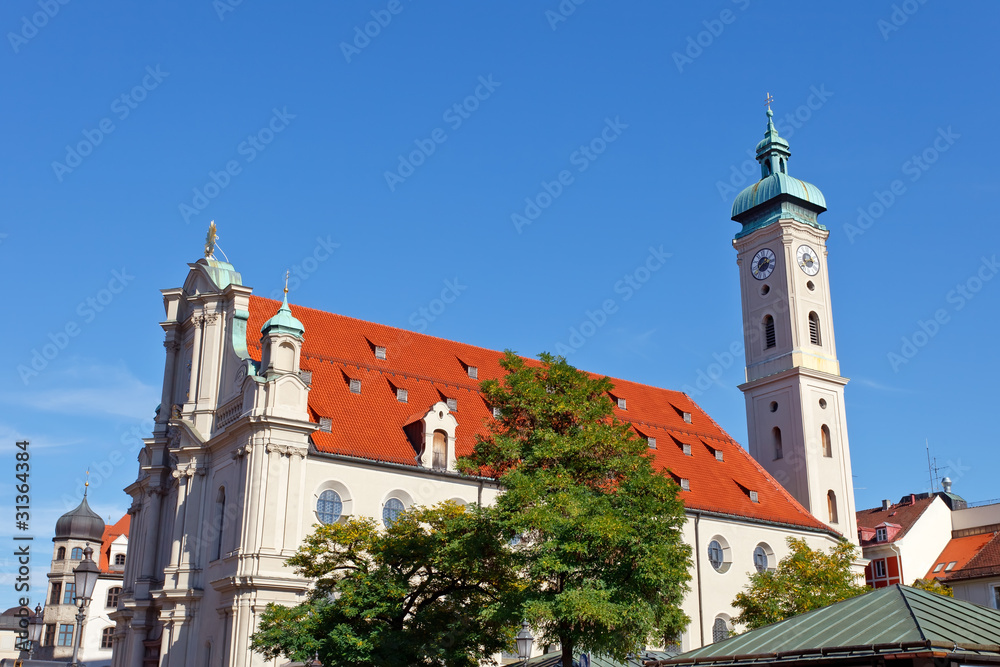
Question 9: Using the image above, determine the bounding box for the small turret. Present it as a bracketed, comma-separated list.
[259, 278, 304, 377]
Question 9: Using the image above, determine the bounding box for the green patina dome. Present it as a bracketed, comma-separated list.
[261, 291, 304, 338]
[732, 173, 827, 219]
[731, 107, 827, 237]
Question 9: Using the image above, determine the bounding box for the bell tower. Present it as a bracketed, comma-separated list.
[731, 102, 858, 542]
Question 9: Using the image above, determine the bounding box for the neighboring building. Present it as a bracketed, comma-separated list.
[0, 606, 31, 660]
[855, 477, 1000, 610]
[648, 584, 1000, 667]
[110, 109, 857, 667]
[925, 489, 1000, 609]
[856, 493, 953, 588]
[35, 491, 129, 667]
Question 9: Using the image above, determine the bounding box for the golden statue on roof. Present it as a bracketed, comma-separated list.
[205, 221, 217, 259]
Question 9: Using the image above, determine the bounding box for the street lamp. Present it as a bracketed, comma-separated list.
[515, 620, 534, 664]
[27, 603, 43, 659]
[70, 546, 101, 667]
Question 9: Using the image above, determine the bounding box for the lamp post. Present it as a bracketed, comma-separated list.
[27, 603, 43, 659]
[515, 620, 534, 665]
[70, 546, 101, 667]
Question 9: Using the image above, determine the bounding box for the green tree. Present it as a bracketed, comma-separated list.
[733, 537, 868, 630]
[250, 501, 520, 667]
[911, 578, 954, 597]
[459, 352, 691, 667]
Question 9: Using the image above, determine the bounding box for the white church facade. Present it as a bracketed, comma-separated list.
[109, 109, 857, 667]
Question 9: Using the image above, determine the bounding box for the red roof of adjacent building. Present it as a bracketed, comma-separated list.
[98, 514, 130, 573]
[856, 495, 937, 546]
[246, 296, 832, 533]
[932, 531, 1000, 582]
[925, 532, 996, 580]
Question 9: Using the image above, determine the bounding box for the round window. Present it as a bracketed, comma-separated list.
[317, 490, 343, 525]
[708, 540, 724, 570]
[382, 498, 404, 527]
[753, 546, 769, 572]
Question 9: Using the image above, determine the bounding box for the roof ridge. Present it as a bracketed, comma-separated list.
[254, 295, 526, 360]
[896, 585, 928, 641]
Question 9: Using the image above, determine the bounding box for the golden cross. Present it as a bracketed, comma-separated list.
[764, 92, 774, 110]
[284, 270, 290, 294]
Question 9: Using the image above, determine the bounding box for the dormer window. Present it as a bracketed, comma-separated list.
[492, 407, 501, 418]
[319, 417, 333, 432]
[714, 449, 724, 462]
[446, 397, 458, 411]
[375, 346, 387, 360]
[875, 527, 887, 542]
[349, 379, 361, 394]
[682, 444, 692, 456]
[647, 437, 656, 449]
[683, 412, 692, 423]
[680, 478, 690, 491]
[467, 366, 478, 379]
[749, 491, 759, 503]
[396, 388, 408, 403]
[617, 397, 626, 410]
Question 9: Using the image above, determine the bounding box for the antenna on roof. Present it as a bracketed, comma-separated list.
[926, 438, 932, 492]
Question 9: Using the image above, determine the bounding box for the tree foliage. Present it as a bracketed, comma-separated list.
[911, 578, 954, 597]
[250, 501, 520, 667]
[458, 352, 692, 667]
[733, 537, 868, 630]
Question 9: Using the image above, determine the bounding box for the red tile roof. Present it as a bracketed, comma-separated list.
[926, 532, 996, 580]
[98, 514, 130, 574]
[939, 531, 1000, 582]
[247, 296, 831, 532]
[856, 495, 936, 546]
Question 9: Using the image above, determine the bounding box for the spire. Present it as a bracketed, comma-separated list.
[261, 273, 305, 339]
[755, 95, 791, 179]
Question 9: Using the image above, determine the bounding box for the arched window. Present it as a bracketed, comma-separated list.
[57, 547, 66, 560]
[114, 553, 126, 566]
[432, 430, 447, 470]
[213, 487, 226, 561]
[106, 586, 121, 609]
[773, 427, 783, 460]
[101, 626, 115, 649]
[763, 315, 776, 350]
[712, 617, 729, 643]
[808, 312, 821, 345]
[779, 158, 786, 174]
[317, 490, 343, 525]
[821, 425, 832, 458]
[70, 547, 83, 560]
[382, 498, 404, 527]
[828, 490, 839, 524]
[764, 158, 772, 176]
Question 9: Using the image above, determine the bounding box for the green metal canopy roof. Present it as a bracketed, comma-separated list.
[652, 585, 1000, 666]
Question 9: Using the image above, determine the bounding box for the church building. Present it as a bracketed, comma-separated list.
[109, 108, 857, 666]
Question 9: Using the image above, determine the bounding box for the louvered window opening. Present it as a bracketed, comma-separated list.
[764, 315, 776, 349]
[349, 379, 361, 394]
[809, 312, 821, 345]
[396, 388, 408, 403]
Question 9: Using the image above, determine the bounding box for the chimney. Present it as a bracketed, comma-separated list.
[881, 499, 892, 511]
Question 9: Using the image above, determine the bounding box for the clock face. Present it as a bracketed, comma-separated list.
[750, 248, 775, 280]
[796, 245, 820, 276]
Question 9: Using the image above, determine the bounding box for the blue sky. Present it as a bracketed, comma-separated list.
[1, 1, 998, 606]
